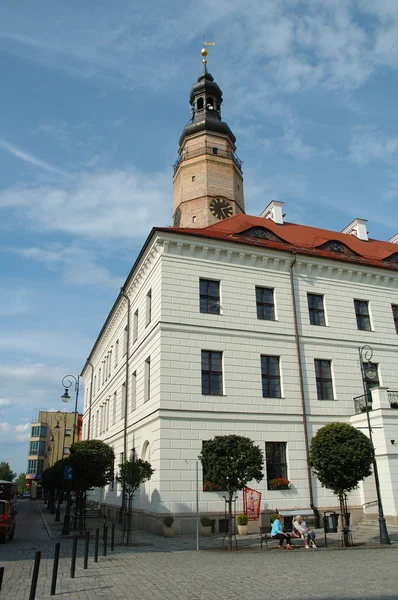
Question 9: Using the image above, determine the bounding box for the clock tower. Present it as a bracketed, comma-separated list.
[173, 47, 245, 228]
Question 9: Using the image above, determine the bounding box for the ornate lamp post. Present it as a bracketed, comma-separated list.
[358, 345, 390, 545]
[60, 374, 80, 536]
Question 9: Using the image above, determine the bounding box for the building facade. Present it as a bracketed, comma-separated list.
[26, 409, 82, 498]
[82, 58, 398, 532]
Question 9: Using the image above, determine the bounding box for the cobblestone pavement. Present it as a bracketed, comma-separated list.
[1, 501, 398, 600]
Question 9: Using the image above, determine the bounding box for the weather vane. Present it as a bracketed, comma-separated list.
[201, 33, 215, 66]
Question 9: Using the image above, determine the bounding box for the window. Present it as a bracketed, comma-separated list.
[212, 147, 218, 155]
[307, 294, 326, 326]
[108, 350, 112, 377]
[133, 310, 138, 343]
[131, 371, 137, 412]
[102, 362, 105, 384]
[261, 356, 281, 398]
[265, 442, 287, 490]
[27, 459, 44, 475]
[94, 375, 97, 394]
[63, 447, 70, 455]
[144, 358, 151, 402]
[99, 368, 102, 388]
[354, 300, 371, 331]
[199, 279, 220, 314]
[96, 411, 99, 437]
[112, 392, 117, 425]
[201, 351, 223, 395]
[65, 428, 71, 437]
[146, 289, 152, 326]
[392, 305, 398, 334]
[197, 97, 204, 110]
[31, 426, 47, 438]
[315, 359, 334, 400]
[123, 326, 128, 355]
[121, 382, 127, 418]
[256, 287, 275, 320]
[29, 441, 46, 456]
[115, 340, 119, 367]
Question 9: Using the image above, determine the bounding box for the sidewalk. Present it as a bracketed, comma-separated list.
[39, 501, 398, 552]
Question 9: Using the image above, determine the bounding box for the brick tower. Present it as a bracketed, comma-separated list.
[172, 46, 245, 228]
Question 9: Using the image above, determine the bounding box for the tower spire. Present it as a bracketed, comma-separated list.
[201, 34, 215, 72]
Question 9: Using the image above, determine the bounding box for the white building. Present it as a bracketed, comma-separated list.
[82, 58, 398, 532]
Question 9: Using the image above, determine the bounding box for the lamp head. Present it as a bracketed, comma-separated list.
[365, 365, 377, 381]
[61, 388, 70, 403]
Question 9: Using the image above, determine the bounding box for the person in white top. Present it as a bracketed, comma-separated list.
[292, 515, 316, 549]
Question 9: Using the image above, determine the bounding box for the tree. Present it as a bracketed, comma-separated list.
[0, 462, 16, 482]
[199, 435, 264, 549]
[16, 473, 27, 494]
[69, 440, 115, 534]
[117, 459, 154, 543]
[309, 422, 373, 546]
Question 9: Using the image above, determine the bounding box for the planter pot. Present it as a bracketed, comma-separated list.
[163, 526, 175, 538]
[237, 525, 248, 536]
[201, 525, 211, 537]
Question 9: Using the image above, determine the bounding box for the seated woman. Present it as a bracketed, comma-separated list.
[271, 515, 293, 550]
[292, 515, 316, 549]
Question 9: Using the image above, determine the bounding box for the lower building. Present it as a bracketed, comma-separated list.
[25, 409, 82, 498]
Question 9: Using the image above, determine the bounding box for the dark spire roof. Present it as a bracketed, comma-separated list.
[178, 66, 236, 147]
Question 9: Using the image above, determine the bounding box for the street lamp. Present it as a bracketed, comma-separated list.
[61, 374, 80, 536]
[358, 345, 390, 545]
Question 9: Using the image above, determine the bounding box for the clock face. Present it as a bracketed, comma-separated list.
[209, 198, 233, 220]
[173, 208, 181, 227]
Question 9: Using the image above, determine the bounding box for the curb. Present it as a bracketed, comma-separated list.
[38, 503, 72, 542]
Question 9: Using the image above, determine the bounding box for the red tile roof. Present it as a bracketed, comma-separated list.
[160, 214, 398, 272]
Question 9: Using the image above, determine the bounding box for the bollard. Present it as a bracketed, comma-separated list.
[94, 528, 99, 563]
[29, 551, 41, 600]
[103, 525, 108, 556]
[84, 531, 90, 569]
[102, 516, 107, 541]
[0, 566, 4, 593]
[55, 504, 60, 522]
[50, 543, 60, 596]
[111, 522, 115, 551]
[70, 535, 78, 579]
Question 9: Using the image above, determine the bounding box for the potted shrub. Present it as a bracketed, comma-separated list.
[237, 514, 249, 535]
[200, 515, 212, 536]
[163, 515, 175, 537]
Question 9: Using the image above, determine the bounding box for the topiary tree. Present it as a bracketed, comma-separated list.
[199, 435, 264, 550]
[117, 459, 154, 544]
[16, 473, 27, 494]
[309, 422, 373, 545]
[69, 440, 115, 534]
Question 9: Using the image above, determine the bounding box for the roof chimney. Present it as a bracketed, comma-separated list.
[341, 218, 368, 241]
[388, 233, 398, 244]
[260, 200, 284, 225]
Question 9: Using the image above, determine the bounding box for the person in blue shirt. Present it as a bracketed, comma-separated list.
[271, 515, 293, 549]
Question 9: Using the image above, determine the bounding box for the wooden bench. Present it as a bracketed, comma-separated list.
[259, 527, 317, 549]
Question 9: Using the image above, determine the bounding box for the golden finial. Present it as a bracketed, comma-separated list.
[201, 33, 214, 65]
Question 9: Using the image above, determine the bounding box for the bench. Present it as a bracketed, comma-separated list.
[260, 509, 316, 549]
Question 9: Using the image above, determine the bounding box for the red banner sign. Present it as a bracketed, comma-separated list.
[243, 487, 262, 520]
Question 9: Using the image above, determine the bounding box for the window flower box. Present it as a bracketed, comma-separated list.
[268, 478, 290, 490]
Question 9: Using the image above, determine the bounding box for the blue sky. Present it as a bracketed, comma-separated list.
[1, 0, 398, 474]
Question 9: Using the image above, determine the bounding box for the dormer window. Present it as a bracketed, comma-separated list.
[319, 240, 356, 255]
[237, 227, 285, 242]
[383, 253, 398, 264]
[197, 97, 204, 111]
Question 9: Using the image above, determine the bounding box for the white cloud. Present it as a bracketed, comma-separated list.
[0, 422, 11, 432]
[0, 167, 171, 240]
[349, 126, 398, 166]
[0, 139, 66, 175]
[0, 398, 11, 407]
[0, 288, 31, 316]
[16, 245, 124, 289]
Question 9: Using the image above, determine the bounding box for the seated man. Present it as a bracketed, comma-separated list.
[271, 515, 293, 550]
[292, 515, 316, 549]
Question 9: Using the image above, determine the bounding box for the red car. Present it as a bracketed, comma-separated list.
[0, 500, 17, 543]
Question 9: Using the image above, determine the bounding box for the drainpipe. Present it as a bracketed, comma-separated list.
[86, 361, 94, 440]
[289, 252, 314, 507]
[119, 288, 131, 522]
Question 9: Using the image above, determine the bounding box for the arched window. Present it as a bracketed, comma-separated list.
[197, 97, 204, 110]
[207, 97, 214, 106]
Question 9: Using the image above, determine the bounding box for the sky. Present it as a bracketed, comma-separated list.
[1, 0, 398, 474]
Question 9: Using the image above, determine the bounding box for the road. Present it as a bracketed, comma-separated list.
[1, 500, 398, 600]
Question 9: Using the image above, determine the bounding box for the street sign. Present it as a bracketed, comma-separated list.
[63, 466, 73, 480]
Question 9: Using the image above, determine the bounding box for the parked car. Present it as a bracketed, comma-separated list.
[22, 491, 30, 499]
[0, 500, 17, 543]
